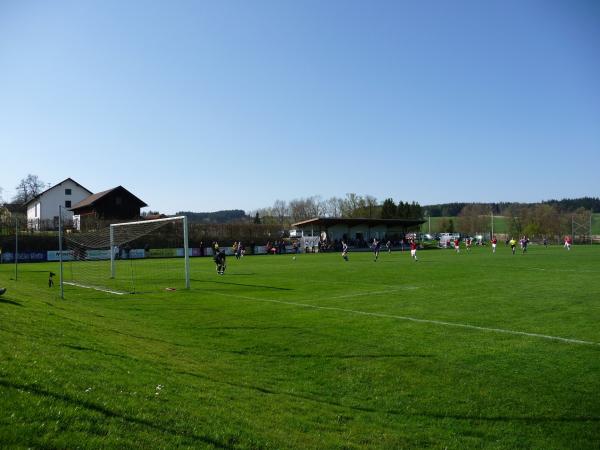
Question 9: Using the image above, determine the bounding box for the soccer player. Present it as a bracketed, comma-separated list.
[465, 237, 472, 253]
[454, 238, 460, 253]
[48, 272, 55, 287]
[491, 236, 498, 253]
[409, 239, 418, 261]
[372, 238, 381, 262]
[564, 236, 572, 251]
[386, 240, 392, 254]
[509, 237, 517, 255]
[214, 249, 227, 275]
[341, 241, 349, 261]
[543, 236, 548, 248]
[521, 236, 529, 254]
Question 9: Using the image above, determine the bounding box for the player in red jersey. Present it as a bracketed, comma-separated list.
[564, 236, 572, 251]
[454, 238, 460, 253]
[491, 236, 498, 253]
[409, 239, 418, 261]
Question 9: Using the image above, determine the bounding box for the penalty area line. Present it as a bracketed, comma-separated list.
[63, 282, 127, 295]
[211, 291, 600, 347]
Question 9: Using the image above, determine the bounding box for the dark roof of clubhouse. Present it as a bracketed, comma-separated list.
[291, 217, 425, 228]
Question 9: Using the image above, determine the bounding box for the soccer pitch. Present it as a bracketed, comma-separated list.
[1, 246, 599, 448]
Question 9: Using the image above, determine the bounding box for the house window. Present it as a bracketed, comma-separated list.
[65, 188, 72, 195]
[65, 200, 72, 208]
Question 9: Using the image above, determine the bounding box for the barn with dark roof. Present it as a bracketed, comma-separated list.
[70, 186, 147, 220]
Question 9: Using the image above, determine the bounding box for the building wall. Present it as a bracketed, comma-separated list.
[296, 222, 416, 242]
[325, 224, 350, 241]
[27, 180, 91, 225]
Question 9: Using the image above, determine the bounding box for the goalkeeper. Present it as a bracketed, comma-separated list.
[214, 249, 227, 275]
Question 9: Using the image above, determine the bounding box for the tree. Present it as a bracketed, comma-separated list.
[341, 193, 363, 217]
[13, 174, 46, 204]
[305, 196, 325, 218]
[408, 201, 423, 219]
[458, 204, 489, 235]
[272, 200, 289, 226]
[253, 212, 261, 224]
[324, 197, 344, 217]
[381, 198, 397, 219]
[363, 195, 379, 218]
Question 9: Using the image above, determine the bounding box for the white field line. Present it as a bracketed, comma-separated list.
[211, 291, 600, 347]
[63, 281, 126, 295]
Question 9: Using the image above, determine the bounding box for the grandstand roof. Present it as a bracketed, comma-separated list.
[291, 217, 425, 228]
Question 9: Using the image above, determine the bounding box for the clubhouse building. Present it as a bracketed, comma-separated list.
[291, 217, 425, 242]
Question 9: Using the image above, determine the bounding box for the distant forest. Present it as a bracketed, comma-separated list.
[172, 197, 600, 226]
[176, 210, 248, 224]
[424, 197, 600, 217]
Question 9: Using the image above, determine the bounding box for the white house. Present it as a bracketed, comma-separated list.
[25, 178, 93, 230]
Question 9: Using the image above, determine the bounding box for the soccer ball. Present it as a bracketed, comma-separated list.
[292, 256, 296, 260]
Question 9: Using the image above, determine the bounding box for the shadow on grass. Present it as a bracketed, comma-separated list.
[60, 343, 146, 362]
[0, 378, 233, 449]
[175, 370, 600, 423]
[0, 297, 23, 307]
[191, 279, 292, 291]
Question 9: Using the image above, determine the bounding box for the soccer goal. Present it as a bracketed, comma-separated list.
[61, 216, 190, 295]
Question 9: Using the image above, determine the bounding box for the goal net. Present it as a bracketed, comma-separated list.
[62, 216, 190, 294]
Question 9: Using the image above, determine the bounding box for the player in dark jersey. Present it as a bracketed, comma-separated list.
[372, 238, 381, 262]
[341, 241, 349, 261]
[521, 236, 529, 254]
[214, 249, 226, 275]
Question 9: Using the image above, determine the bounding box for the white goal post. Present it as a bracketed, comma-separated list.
[60, 214, 191, 295]
[109, 216, 190, 289]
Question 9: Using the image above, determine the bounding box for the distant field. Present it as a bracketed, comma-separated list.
[593, 213, 600, 234]
[421, 216, 509, 234]
[423, 214, 600, 235]
[1, 246, 600, 449]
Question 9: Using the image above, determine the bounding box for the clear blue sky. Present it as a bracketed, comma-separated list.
[1, 0, 599, 214]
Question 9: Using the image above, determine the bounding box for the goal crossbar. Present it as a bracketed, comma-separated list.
[110, 216, 187, 228]
[110, 216, 190, 289]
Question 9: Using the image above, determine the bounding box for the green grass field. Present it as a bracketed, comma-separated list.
[1, 246, 600, 449]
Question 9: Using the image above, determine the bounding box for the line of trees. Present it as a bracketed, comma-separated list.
[454, 203, 594, 240]
[252, 194, 424, 226]
[425, 197, 600, 217]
